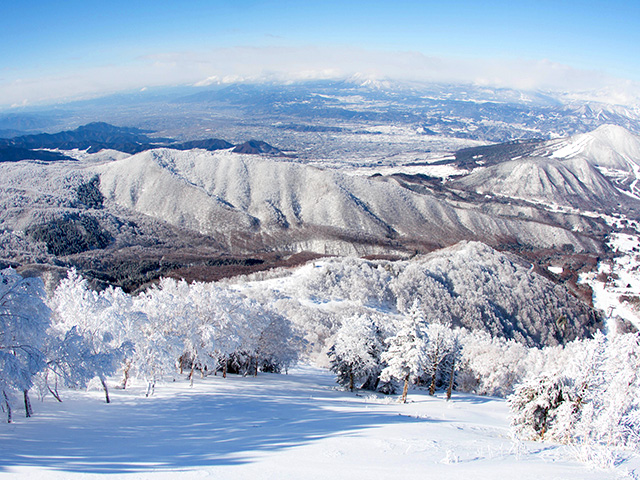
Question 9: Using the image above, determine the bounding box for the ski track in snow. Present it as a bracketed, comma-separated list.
[1, 367, 636, 480]
[581, 233, 640, 332]
[627, 158, 640, 198]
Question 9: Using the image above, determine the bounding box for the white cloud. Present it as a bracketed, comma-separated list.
[1, 46, 639, 108]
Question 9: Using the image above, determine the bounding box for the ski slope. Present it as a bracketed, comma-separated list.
[1, 366, 637, 479]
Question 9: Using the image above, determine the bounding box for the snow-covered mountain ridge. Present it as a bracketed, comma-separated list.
[547, 124, 640, 169]
[93, 147, 599, 255]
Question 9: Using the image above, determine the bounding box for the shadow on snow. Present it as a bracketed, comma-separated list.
[0, 377, 425, 474]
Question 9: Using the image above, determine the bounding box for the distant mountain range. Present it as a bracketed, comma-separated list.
[0, 122, 282, 162]
[1, 77, 639, 296]
[1, 80, 639, 146]
[2, 80, 638, 347]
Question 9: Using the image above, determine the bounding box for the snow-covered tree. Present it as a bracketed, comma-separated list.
[0, 268, 50, 421]
[509, 331, 640, 452]
[573, 332, 640, 450]
[134, 278, 188, 393]
[48, 270, 129, 403]
[509, 373, 572, 441]
[328, 313, 384, 391]
[444, 330, 463, 400]
[459, 330, 532, 397]
[424, 321, 454, 396]
[95, 286, 145, 389]
[380, 302, 429, 403]
[253, 310, 301, 375]
[136, 277, 299, 386]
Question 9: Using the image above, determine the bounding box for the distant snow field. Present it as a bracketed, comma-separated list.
[1, 367, 637, 480]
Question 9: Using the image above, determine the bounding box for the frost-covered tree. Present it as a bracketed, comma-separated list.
[424, 321, 454, 396]
[444, 330, 463, 400]
[459, 330, 532, 397]
[95, 286, 145, 389]
[253, 310, 300, 375]
[43, 326, 117, 401]
[48, 270, 129, 403]
[0, 269, 50, 421]
[328, 313, 384, 391]
[509, 331, 640, 452]
[380, 303, 429, 403]
[509, 374, 572, 441]
[136, 277, 299, 386]
[134, 278, 189, 393]
[573, 332, 640, 450]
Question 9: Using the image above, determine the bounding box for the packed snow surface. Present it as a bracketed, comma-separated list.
[2, 367, 636, 480]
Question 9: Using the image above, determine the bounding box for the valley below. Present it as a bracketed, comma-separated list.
[4, 101, 639, 298]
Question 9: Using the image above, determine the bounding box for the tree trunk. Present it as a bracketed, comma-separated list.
[100, 377, 111, 404]
[48, 384, 63, 403]
[23, 390, 32, 418]
[254, 357, 259, 377]
[2, 391, 11, 423]
[223, 359, 227, 379]
[146, 380, 156, 397]
[446, 356, 456, 401]
[540, 409, 548, 440]
[121, 361, 131, 389]
[188, 364, 195, 386]
[47, 372, 63, 402]
[429, 369, 437, 396]
[429, 345, 440, 396]
[349, 370, 354, 392]
[401, 374, 410, 403]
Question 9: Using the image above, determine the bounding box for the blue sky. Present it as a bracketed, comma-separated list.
[1, 1, 639, 107]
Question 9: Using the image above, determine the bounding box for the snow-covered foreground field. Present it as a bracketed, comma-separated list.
[1, 367, 637, 480]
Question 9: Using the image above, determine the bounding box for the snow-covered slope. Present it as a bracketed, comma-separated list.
[454, 156, 627, 211]
[580, 233, 640, 332]
[449, 125, 640, 213]
[233, 241, 600, 349]
[94, 148, 599, 254]
[548, 124, 640, 170]
[3, 367, 633, 480]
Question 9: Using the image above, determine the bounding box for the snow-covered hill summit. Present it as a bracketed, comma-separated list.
[548, 124, 640, 171]
[450, 125, 640, 214]
[233, 241, 601, 348]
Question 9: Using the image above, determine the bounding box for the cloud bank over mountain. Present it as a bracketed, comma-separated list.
[3, 46, 640, 109]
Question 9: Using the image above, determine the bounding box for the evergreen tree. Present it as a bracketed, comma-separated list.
[509, 374, 571, 441]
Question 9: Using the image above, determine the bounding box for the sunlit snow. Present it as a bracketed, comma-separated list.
[1, 367, 634, 480]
